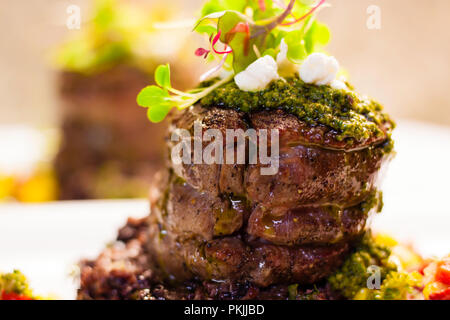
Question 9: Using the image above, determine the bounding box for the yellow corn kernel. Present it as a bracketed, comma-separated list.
[354, 288, 371, 300]
[0, 176, 15, 201]
[374, 233, 398, 247]
[16, 170, 58, 202]
[423, 281, 446, 300]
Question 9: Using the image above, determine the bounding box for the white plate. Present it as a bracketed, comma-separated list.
[372, 120, 450, 257]
[0, 120, 449, 299]
[0, 200, 148, 299]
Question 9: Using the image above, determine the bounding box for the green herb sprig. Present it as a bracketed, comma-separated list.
[137, 64, 232, 122]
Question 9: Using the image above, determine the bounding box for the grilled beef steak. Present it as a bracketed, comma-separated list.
[79, 98, 393, 298]
[150, 172, 377, 244]
[170, 106, 391, 208]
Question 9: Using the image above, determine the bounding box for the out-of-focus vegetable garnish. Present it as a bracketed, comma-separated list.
[54, 0, 132, 74]
[0, 270, 35, 300]
[436, 258, 450, 285]
[328, 233, 422, 300]
[422, 256, 450, 300]
[137, 0, 332, 123]
[0, 127, 58, 203]
[54, 0, 177, 75]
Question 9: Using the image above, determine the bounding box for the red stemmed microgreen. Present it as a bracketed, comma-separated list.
[199, 52, 230, 82]
[282, 0, 326, 26]
[195, 47, 210, 59]
[211, 31, 233, 54]
[272, 0, 306, 21]
[258, 0, 267, 11]
[225, 22, 250, 55]
[195, 30, 232, 59]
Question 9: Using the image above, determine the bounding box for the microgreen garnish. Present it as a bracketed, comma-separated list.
[196, 31, 233, 59]
[137, 64, 233, 122]
[194, 0, 329, 73]
[138, 0, 331, 123]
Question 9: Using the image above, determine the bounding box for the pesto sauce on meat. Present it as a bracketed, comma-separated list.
[201, 77, 395, 142]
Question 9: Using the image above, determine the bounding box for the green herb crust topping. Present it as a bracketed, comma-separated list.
[201, 77, 395, 142]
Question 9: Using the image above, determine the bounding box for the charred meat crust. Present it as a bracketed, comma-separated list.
[169, 105, 391, 207]
[246, 142, 387, 208]
[249, 109, 393, 151]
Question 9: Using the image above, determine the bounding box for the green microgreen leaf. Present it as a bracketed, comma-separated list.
[93, 0, 116, 31]
[195, 0, 330, 75]
[147, 104, 171, 123]
[251, 0, 284, 21]
[137, 64, 233, 123]
[285, 30, 308, 63]
[137, 85, 170, 108]
[290, 1, 312, 20]
[262, 48, 277, 59]
[304, 21, 330, 54]
[155, 64, 172, 89]
[314, 23, 331, 45]
[201, 0, 248, 17]
[195, 25, 218, 36]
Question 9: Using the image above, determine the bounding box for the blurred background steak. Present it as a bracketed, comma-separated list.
[52, 0, 201, 200]
[54, 66, 166, 199]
